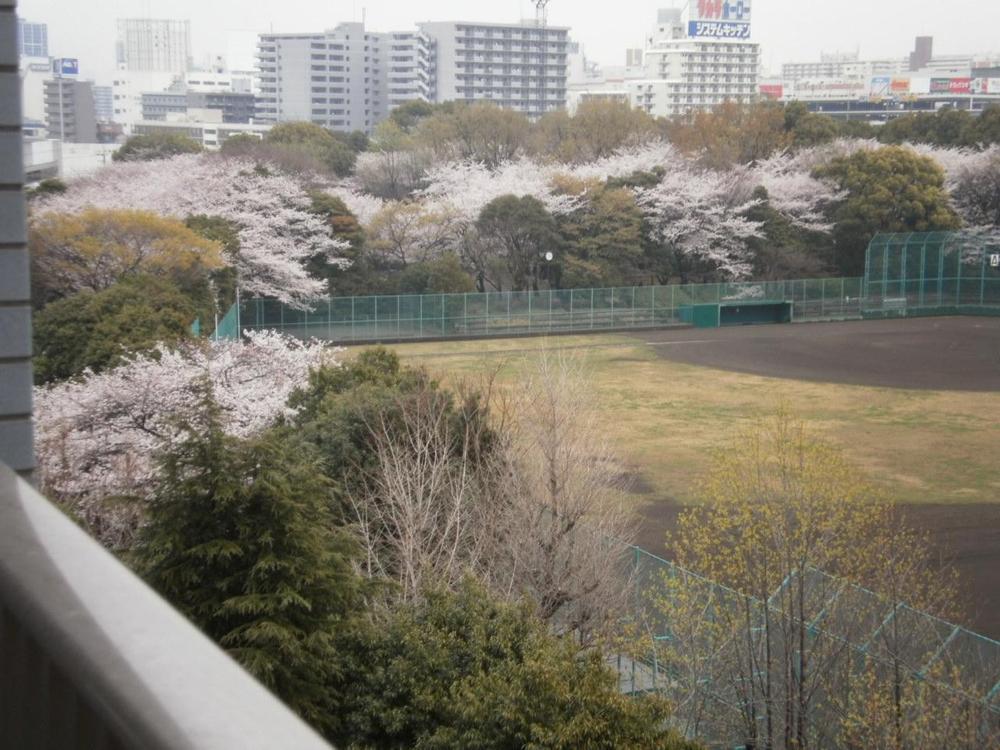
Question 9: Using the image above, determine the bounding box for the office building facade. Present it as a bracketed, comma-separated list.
[117, 19, 191, 74]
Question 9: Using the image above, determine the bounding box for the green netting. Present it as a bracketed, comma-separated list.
[621, 545, 1000, 747]
[216, 278, 865, 342]
[864, 230, 1000, 317]
[212, 299, 240, 341]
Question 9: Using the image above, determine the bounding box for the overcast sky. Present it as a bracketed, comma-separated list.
[17, 0, 1000, 83]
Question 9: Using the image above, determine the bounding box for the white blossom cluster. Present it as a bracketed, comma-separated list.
[34, 331, 336, 547]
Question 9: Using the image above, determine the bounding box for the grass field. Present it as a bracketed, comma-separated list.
[368, 331, 1000, 507]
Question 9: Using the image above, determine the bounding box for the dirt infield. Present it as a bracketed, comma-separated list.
[641, 316, 1000, 391]
[634, 500, 1000, 640]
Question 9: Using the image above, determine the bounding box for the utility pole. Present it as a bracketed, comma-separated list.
[535, 0, 549, 27]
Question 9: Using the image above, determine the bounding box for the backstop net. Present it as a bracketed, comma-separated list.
[864, 230, 1000, 317]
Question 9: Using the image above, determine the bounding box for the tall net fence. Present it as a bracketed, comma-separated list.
[229, 277, 864, 342]
[618, 545, 1000, 749]
[864, 230, 1000, 317]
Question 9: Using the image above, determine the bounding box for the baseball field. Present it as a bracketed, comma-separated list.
[373, 316, 1000, 637]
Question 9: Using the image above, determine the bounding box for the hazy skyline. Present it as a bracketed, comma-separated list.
[17, 0, 1000, 83]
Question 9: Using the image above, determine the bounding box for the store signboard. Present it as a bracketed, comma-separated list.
[689, 0, 751, 39]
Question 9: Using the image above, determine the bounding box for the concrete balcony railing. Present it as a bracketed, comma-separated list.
[0, 463, 333, 750]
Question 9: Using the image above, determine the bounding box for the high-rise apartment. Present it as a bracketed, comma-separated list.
[417, 21, 570, 118]
[256, 18, 571, 132]
[116, 19, 191, 74]
[256, 23, 384, 132]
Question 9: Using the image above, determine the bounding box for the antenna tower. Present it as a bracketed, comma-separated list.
[535, 0, 550, 27]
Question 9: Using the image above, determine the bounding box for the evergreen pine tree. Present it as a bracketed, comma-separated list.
[135, 384, 361, 733]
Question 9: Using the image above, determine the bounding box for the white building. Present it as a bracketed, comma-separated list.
[384, 31, 435, 111]
[417, 20, 570, 119]
[256, 18, 571, 132]
[569, 8, 759, 119]
[112, 70, 180, 134]
[132, 109, 271, 150]
[256, 23, 386, 133]
[116, 19, 191, 74]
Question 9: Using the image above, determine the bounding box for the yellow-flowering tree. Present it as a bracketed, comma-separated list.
[30, 208, 224, 305]
[643, 412, 968, 749]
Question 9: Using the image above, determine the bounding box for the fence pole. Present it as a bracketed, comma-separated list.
[590, 288, 594, 330]
[351, 297, 355, 342]
[527, 291, 532, 332]
[548, 288, 553, 332]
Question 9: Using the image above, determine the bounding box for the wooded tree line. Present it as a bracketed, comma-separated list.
[28, 100, 999, 378]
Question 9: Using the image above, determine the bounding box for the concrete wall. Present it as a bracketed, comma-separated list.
[0, 0, 34, 475]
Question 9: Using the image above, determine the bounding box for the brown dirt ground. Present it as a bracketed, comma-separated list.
[633, 316, 1000, 638]
[640, 316, 1000, 391]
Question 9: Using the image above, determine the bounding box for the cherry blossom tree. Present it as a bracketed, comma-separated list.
[636, 166, 764, 280]
[34, 331, 335, 548]
[420, 158, 581, 224]
[915, 144, 1000, 227]
[753, 152, 845, 232]
[36, 154, 350, 307]
[321, 185, 386, 227]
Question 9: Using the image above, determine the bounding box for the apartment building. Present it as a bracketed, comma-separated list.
[256, 23, 385, 132]
[417, 21, 569, 118]
[256, 19, 571, 132]
[569, 9, 759, 119]
[44, 78, 98, 143]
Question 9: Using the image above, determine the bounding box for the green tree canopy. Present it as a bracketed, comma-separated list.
[329, 580, 699, 750]
[135, 393, 363, 734]
[876, 105, 1000, 148]
[289, 347, 494, 519]
[395, 253, 476, 294]
[816, 145, 961, 274]
[264, 121, 357, 176]
[557, 185, 646, 287]
[33, 274, 197, 383]
[477, 194, 562, 290]
[113, 132, 203, 162]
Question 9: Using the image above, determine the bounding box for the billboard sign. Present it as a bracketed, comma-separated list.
[929, 78, 951, 93]
[890, 77, 910, 93]
[689, 0, 751, 39]
[52, 58, 79, 76]
[870, 76, 890, 97]
[949, 77, 972, 94]
[759, 83, 783, 99]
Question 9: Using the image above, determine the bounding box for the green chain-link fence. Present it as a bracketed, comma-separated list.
[864, 230, 1000, 318]
[204, 231, 1000, 342]
[224, 277, 865, 342]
